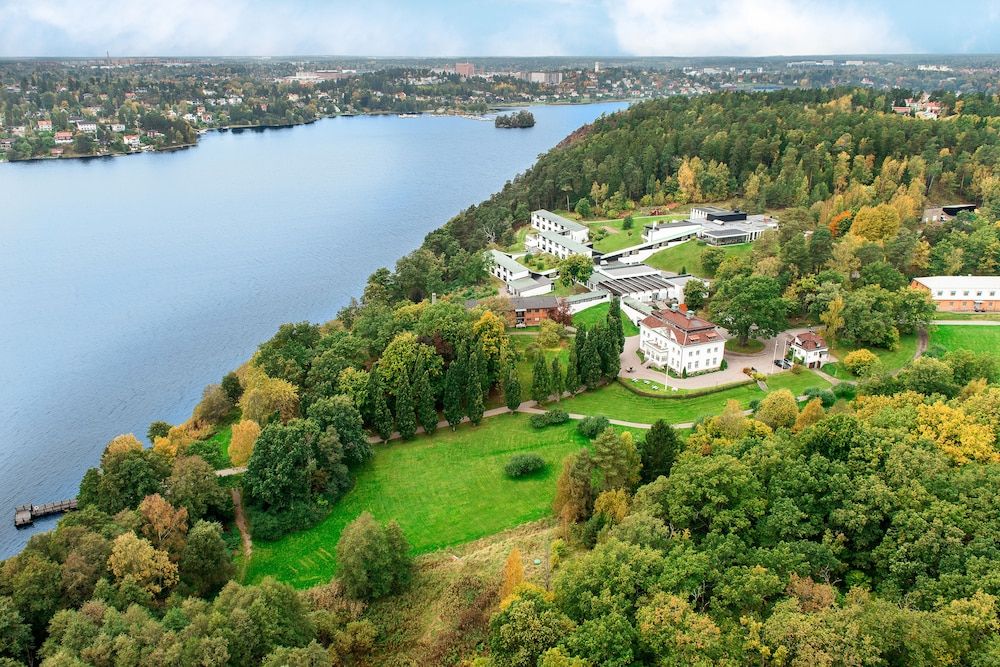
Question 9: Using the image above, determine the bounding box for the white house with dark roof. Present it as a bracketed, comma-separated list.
[788, 331, 829, 369]
[530, 209, 589, 243]
[639, 308, 724, 375]
[526, 227, 596, 260]
[486, 249, 552, 297]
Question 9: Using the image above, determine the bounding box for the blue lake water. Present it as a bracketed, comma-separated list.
[0, 102, 627, 558]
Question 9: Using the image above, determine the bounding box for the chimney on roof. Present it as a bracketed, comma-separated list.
[670, 303, 679, 312]
[686, 310, 694, 320]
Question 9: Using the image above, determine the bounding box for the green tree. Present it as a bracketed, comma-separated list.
[165, 454, 230, 521]
[755, 389, 799, 429]
[147, 420, 171, 443]
[489, 588, 574, 667]
[531, 354, 551, 404]
[683, 279, 708, 310]
[639, 420, 681, 483]
[565, 347, 579, 393]
[221, 371, 243, 402]
[0, 595, 30, 663]
[574, 197, 591, 217]
[306, 395, 372, 466]
[244, 419, 320, 509]
[369, 374, 394, 442]
[700, 246, 727, 276]
[592, 428, 641, 491]
[394, 374, 417, 439]
[179, 520, 234, 598]
[503, 364, 522, 412]
[711, 274, 788, 346]
[414, 368, 439, 435]
[443, 356, 466, 429]
[558, 254, 594, 286]
[550, 358, 565, 401]
[336, 512, 412, 601]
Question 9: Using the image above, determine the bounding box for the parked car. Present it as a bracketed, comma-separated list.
[773, 358, 792, 369]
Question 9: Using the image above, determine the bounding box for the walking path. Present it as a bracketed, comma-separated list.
[230, 488, 252, 557]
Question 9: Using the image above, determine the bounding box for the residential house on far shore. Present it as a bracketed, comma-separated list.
[76, 121, 97, 133]
[922, 204, 977, 223]
[639, 306, 725, 376]
[910, 275, 1000, 312]
[54, 131, 74, 144]
[486, 248, 552, 297]
[37, 119, 52, 132]
[124, 134, 141, 149]
[788, 331, 829, 369]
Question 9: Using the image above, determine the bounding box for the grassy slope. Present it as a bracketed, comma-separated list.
[245, 414, 644, 588]
[930, 325, 1000, 354]
[559, 370, 828, 424]
[573, 302, 640, 337]
[645, 239, 753, 277]
[826, 334, 918, 378]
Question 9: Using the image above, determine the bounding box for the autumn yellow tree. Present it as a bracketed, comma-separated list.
[756, 389, 799, 430]
[108, 531, 179, 596]
[917, 401, 998, 464]
[499, 547, 525, 602]
[820, 296, 845, 345]
[138, 493, 189, 559]
[102, 433, 143, 462]
[239, 371, 299, 423]
[593, 489, 630, 526]
[794, 398, 825, 432]
[152, 424, 195, 457]
[851, 203, 901, 242]
[229, 419, 261, 467]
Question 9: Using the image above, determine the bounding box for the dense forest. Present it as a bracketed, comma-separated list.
[3, 88, 1000, 665]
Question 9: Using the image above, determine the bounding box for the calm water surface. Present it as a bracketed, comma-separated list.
[0, 103, 627, 557]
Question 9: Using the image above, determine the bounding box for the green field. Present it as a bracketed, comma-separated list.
[558, 370, 829, 425]
[586, 214, 687, 253]
[932, 312, 1000, 322]
[830, 334, 918, 374]
[245, 414, 643, 588]
[930, 325, 1000, 355]
[645, 240, 753, 277]
[573, 302, 640, 337]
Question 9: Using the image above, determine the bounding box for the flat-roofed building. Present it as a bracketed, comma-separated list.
[526, 227, 596, 260]
[639, 308, 724, 375]
[910, 276, 1000, 312]
[530, 210, 589, 244]
[487, 249, 531, 284]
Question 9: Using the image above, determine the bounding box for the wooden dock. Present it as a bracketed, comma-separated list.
[14, 498, 78, 528]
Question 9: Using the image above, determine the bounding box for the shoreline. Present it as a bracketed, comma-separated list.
[1, 98, 639, 165]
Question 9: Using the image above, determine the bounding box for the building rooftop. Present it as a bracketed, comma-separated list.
[595, 274, 675, 297]
[641, 308, 721, 346]
[530, 227, 595, 256]
[913, 276, 1000, 291]
[792, 331, 828, 350]
[533, 209, 587, 233]
[466, 295, 561, 311]
[488, 249, 530, 275]
[509, 276, 552, 291]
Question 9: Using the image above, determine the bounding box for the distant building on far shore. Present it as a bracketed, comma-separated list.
[455, 63, 475, 78]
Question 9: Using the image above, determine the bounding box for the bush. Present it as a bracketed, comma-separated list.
[247, 498, 331, 542]
[844, 349, 880, 376]
[504, 453, 546, 478]
[790, 363, 803, 374]
[804, 386, 837, 408]
[833, 382, 857, 400]
[577, 415, 610, 438]
[748, 399, 761, 412]
[184, 440, 229, 469]
[529, 409, 569, 428]
[720, 359, 728, 370]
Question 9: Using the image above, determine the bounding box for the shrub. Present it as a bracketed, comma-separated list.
[578, 415, 610, 439]
[248, 498, 331, 542]
[804, 386, 837, 408]
[529, 409, 569, 428]
[184, 440, 229, 469]
[748, 399, 761, 412]
[833, 382, 857, 400]
[720, 359, 728, 370]
[844, 349, 880, 376]
[790, 363, 803, 374]
[505, 453, 546, 478]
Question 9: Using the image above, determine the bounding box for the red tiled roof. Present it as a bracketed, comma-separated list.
[793, 331, 827, 350]
[641, 309, 720, 347]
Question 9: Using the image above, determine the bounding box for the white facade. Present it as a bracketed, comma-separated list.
[488, 249, 531, 284]
[526, 227, 594, 261]
[788, 333, 829, 369]
[639, 311, 724, 375]
[530, 210, 589, 244]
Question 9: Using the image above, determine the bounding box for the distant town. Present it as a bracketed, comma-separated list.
[2, 54, 999, 161]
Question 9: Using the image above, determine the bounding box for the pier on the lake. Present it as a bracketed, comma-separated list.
[14, 499, 78, 528]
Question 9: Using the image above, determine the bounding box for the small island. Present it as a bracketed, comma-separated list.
[494, 110, 536, 128]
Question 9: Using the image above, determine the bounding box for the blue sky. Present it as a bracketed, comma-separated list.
[1, 0, 997, 57]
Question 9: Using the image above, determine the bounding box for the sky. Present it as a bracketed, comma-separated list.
[0, 0, 998, 58]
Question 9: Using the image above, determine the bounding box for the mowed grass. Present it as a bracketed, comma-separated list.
[559, 370, 829, 425]
[245, 414, 642, 588]
[573, 302, 640, 337]
[930, 325, 1000, 355]
[510, 334, 570, 396]
[932, 312, 1000, 322]
[586, 214, 688, 253]
[831, 334, 918, 373]
[646, 239, 753, 277]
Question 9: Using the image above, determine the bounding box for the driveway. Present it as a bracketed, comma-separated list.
[619, 327, 831, 391]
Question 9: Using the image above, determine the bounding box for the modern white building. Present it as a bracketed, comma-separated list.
[526, 227, 595, 261]
[788, 331, 829, 369]
[530, 210, 589, 244]
[641, 220, 702, 245]
[690, 207, 777, 245]
[639, 308, 725, 375]
[910, 276, 1000, 312]
[487, 249, 552, 297]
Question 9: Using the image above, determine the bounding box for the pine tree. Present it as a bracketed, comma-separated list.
[414, 368, 438, 435]
[371, 373, 394, 442]
[499, 547, 525, 602]
[550, 358, 564, 401]
[593, 428, 641, 491]
[607, 297, 625, 352]
[466, 347, 485, 425]
[531, 354, 551, 404]
[581, 329, 602, 388]
[565, 347, 579, 394]
[574, 327, 588, 378]
[443, 357, 465, 429]
[503, 365, 522, 412]
[639, 419, 681, 483]
[395, 374, 417, 440]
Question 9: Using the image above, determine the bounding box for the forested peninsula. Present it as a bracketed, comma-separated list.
[4, 88, 1000, 665]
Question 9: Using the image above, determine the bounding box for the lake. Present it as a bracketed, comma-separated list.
[0, 102, 627, 558]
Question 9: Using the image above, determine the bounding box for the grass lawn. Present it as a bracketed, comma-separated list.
[550, 281, 588, 297]
[646, 240, 753, 278]
[932, 312, 1000, 322]
[507, 226, 531, 252]
[831, 334, 917, 373]
[930, 325, 1000, 355]
[244, 414, 643, 588]
[558, 370, 829, 425]
[510, 334, 570, 397]
[726, 339, 765, 354]
[573, 302, 640, 337]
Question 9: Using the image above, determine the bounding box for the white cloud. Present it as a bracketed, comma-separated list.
[607, 0, 911, 56]
[0, 0, 467, 56]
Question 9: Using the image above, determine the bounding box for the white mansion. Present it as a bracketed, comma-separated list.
[639, 307, 724, 375]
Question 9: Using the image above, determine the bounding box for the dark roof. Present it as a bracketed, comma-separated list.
[465, 295, 561, 311]
[596, 274, 673, 297]
[700, 227, 748, 238]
